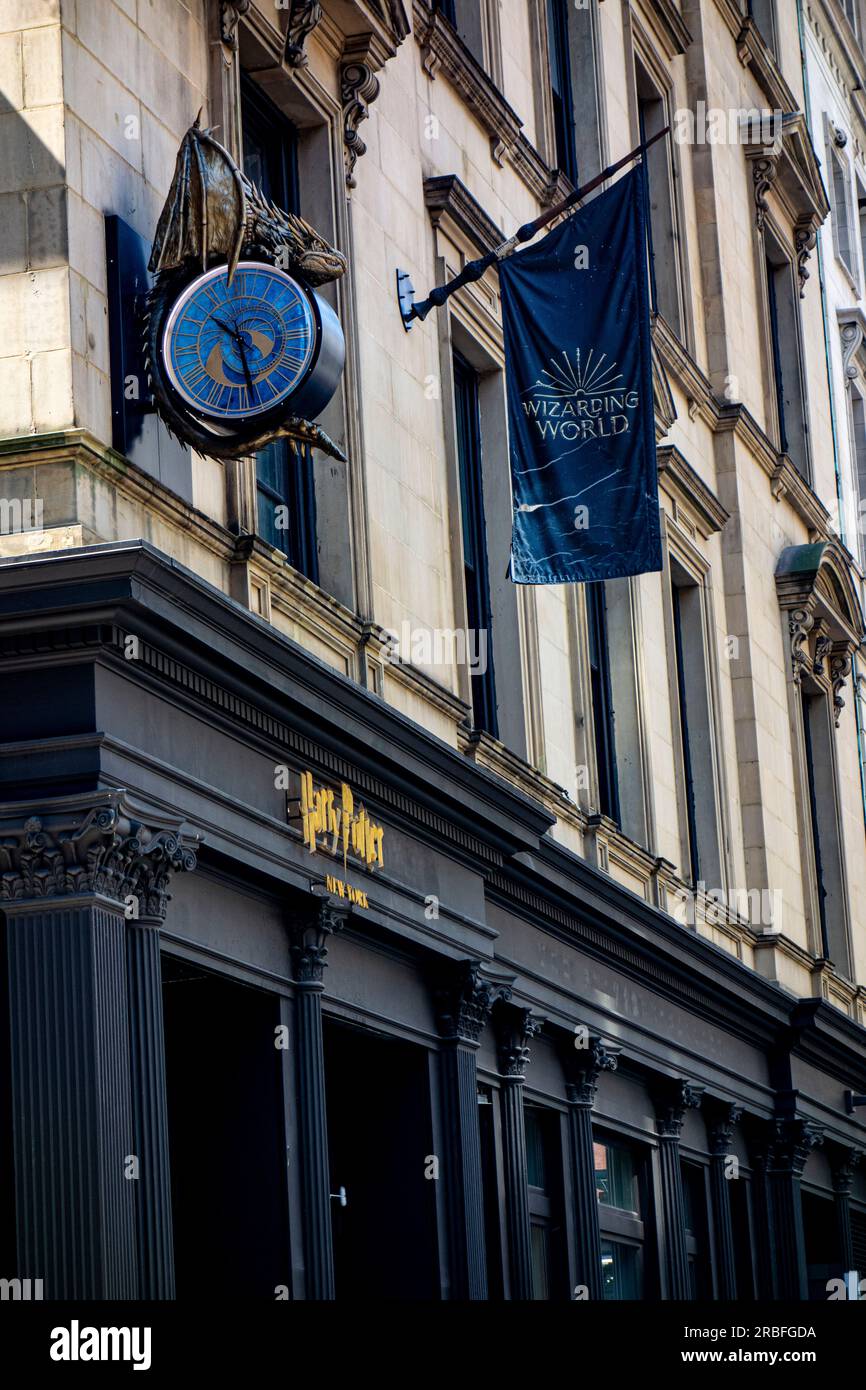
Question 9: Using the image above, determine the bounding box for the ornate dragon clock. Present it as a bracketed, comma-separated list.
[145, 118, 347, 461]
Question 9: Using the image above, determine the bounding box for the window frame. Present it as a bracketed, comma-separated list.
[239, 73, 319, 581]
[761, 222, 812, 481]
[631, 44, 688, 344]
[594, 1132, 651, 1301]
[827, 131, 857, 284]
[452, 348, 500, 739]
[662, 525, 729, 896]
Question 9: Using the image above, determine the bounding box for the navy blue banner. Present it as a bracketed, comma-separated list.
[500, 166, 662, 584]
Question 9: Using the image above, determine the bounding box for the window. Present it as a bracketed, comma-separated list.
[669, 561, 723, 891]
[586, 582, 620, 823]
[749, 0, 778, 54]
[636, 60, 682, 337]
[858, 177, 866, 288]
[595, 1137, 647, 1299]
[683, 1162, 712, 1299]
[453, 350, 498, 737]
[730, 1176, 758, 1300]
[764, 231, 810, 478]
[525, 1107, 567, 1299]
[546, 0, 577, 184]
[841, 0, 862, 43]
[850, 385, 866, 568]
[477, 1085, 504, 1299]
[800, 684, 852, 976]
[433, 0, 486, 67]
[829, 143, 856, 277]
[241, 75, 318, 580]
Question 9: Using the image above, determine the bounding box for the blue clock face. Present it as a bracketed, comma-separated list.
[161, 262, 318, 421]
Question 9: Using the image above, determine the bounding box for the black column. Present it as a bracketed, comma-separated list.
[434, 959, 513, 1301]
[704, 1099, 742, 1301]
[766, 1118, 823, 1301]
[6, 894, 137, 1299]
[288, 892, 348, 1301]
[1, 796, 201, 1301]
[744, 1119, 776, 1301]
[654, 1079, 704, 1300]
[495, 1005, 544, 1301]
[562, 1037, 619, 1301]
[830, 1145, 862, 1280]
[125, 827, 197, 1301]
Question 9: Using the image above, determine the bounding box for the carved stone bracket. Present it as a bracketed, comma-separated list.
[0, 791, 199, 919]
[795, 218, 818, 298]
[751, 155, 778, 232]
[284, 1, 323, 68]
[830, 643, 854, 726]
[654, 1078, 706, 1139]
[288, 888, 350, 984]
[839, 313, 866, 388]
[789, 604, 816, 682]
[433, 958, 514, 1045]
[341, 36, 384, 189]
[219, 0, 251, 50]
[495, 1005, 545, 1079]
[563, 1036, 620, 1108]
[812, 619, 831, 676]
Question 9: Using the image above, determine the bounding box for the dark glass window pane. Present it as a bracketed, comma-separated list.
[546, 0, 578, 183]
[531, 1226, 551, 1299]
[525, 1110, 546, 1190]
[601, 1240, 641, 1299]
[595, 1140, 639, 1214]
[586, 582, 619, 823]
[453, 350, 498, 737]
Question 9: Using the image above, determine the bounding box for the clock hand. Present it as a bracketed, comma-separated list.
[236, 334, 256, 398]
[212, 314, 256, 397]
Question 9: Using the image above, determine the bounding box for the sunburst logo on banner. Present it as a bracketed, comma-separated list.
[528, 348, 625, 399]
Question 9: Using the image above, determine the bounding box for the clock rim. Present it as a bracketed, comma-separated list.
[160, 260, 322, 425]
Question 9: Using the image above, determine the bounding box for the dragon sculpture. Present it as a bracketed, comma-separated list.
[144, 117, 348, 460]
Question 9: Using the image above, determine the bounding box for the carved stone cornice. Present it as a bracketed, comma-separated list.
[412, 0, 561, 202]
[495, 1004, 545, 1079]
[288, 888, 350, 984]
[654, 1079, 706, 1139]
[563, 1036, 620, 1108]
[776, 540, 865, 688]
[284, 0, 323, 67]
[741, 113, 830, 237]
[704, 1099, 743, 1157]
[423, 174, 505, 257]
[0, 791, 199, 918]
[434, 958, 514, 1046]
[219, 0, 250, 49]
[767, 1117, 824, 1176]
[656, 444, 730, 538]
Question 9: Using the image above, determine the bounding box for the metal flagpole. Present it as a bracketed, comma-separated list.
[396, 126, 670, 331]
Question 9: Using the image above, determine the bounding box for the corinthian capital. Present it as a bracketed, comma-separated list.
[0, 791, 199, 918]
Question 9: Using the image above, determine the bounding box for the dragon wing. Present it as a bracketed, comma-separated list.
[148, 118, 246, 283]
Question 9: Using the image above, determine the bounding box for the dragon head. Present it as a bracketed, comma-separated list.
[281, 214, 348, 286]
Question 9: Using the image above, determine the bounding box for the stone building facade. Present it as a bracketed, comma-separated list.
[1, 0, 866, 1301]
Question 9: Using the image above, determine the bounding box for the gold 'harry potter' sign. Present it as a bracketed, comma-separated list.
[293, 771, 384, 872]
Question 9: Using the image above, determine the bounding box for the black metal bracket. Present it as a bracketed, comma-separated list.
[844, 1090, 866, 1114]
[396, 268, 417, 332]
